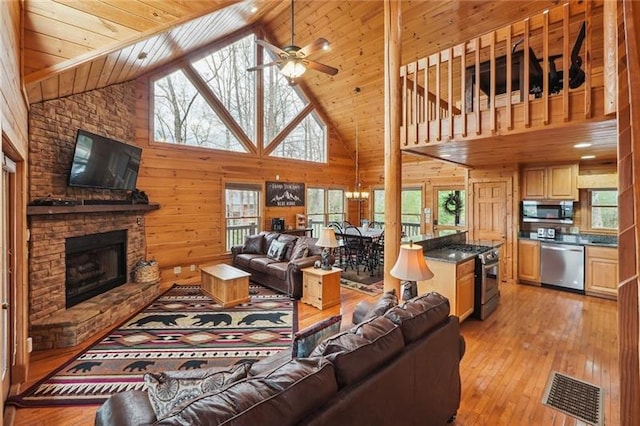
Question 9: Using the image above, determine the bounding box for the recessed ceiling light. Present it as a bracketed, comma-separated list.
[574, 143, 592, 148]
[581, 155, 596, 159]
[250, 6, 258, 13]
[441, 154, 451, 158]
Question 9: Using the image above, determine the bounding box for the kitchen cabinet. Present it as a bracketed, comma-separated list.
[585, 246, 618, 299]
[518, 239, 540, 284]
[417, 258, 475, 321]
[521, 164, 578, 200]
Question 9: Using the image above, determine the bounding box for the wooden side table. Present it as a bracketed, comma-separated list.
[301, 267, 342, 310]
[200, 264, 251, 308]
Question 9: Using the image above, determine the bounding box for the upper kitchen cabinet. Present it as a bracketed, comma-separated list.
[521, 164, 578, 201]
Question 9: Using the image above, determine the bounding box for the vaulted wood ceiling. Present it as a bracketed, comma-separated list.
[22, 0, 617, 169]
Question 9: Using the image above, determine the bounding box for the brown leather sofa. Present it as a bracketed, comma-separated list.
[230, 231, 322, 299]
[95, 292, 465, 426]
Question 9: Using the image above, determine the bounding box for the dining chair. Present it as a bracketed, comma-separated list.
[343, 225, 367, 273]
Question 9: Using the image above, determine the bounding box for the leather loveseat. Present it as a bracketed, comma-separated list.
[95, 291, 465, 426]
[230, 231, 322, 299]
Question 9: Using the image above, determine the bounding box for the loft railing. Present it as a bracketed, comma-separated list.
[400, 1, 607, 146]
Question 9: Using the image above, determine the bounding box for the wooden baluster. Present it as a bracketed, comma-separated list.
[423, 58, 430, 142]
[543, 9, 549, 125]
[435, 51, 441, 141]
[401, 66, 407, 145]
[448, 47, 453, 139]
[563, 3, 570, 121]
[524, 18, 531, 128]
[506, 25, 513, 130]
[460, 42, 467, 137]
[413, 60, 419, 144]
[474, 37, 481, 135]
[489, 31, 496, 133]
[584, 0, 592, 119]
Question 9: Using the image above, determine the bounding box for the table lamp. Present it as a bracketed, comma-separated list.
[390, 241, 434, 300]
[316, 227, 339, 270]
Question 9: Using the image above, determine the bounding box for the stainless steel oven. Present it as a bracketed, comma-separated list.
[474, 248, 500, 320]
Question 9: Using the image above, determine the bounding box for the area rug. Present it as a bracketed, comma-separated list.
[340, 268, 382, 285]
[340, 278, 384, 296]
[9, 284, 295, 407]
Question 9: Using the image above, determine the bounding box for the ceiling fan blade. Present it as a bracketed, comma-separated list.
[256, 39, 289, 58]
[247, 61, 280, 72]
[305, 60, 339, 76]
[298, 38, 330, 58]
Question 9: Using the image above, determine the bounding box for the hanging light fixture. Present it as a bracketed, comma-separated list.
[346, 87, 369, 201]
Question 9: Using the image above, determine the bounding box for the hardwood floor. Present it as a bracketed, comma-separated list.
[9, 283, 619, 425]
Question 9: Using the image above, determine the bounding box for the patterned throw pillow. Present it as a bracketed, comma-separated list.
[266, 240, 287, 260]
[292, 315, 342, 358]
[242, 234, 264, 254]
[144, 363, 250, 419]
[290, 242, 309, 260]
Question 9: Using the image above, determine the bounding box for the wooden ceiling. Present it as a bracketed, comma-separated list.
[22, 0, 617, 169]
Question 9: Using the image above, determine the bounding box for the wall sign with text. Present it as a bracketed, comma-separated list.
[266, 182, 305, 207]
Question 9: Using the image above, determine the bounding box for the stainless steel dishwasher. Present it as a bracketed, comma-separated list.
[540, 242, 585, 291]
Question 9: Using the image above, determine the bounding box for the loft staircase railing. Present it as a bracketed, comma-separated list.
[400, 1, 607, 146]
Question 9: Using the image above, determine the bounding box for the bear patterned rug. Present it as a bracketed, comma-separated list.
[9, 284, 295, 407]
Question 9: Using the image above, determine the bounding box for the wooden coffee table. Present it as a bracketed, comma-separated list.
[200, 264, 251, 307]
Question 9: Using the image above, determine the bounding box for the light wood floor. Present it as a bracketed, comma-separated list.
[8, 282, 619, 425]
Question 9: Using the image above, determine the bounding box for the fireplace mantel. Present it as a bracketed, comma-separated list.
[27, 202, 160, 216]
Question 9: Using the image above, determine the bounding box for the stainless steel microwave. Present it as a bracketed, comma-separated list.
[521, 200, 574, 224]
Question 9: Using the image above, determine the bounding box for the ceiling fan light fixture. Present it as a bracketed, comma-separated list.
[281, 58, 306, 78]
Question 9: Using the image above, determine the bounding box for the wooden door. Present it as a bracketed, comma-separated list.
[472, 181, 507, 281]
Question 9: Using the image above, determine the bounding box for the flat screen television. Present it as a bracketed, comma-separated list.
[68, 130, 142, 190]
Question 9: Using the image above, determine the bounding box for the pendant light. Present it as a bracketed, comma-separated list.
[346, 87, 369, 201]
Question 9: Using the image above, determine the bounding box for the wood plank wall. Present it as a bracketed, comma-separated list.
[134, 77, 355, 282]
[618, 0, 640, 424]
[1, 0, 31, 385]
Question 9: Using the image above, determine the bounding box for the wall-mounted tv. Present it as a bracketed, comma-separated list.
[68, 130, 142, 190]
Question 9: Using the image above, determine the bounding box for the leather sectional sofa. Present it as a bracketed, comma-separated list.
[230, 231, 323, 299]
[95, 291, 465, 426]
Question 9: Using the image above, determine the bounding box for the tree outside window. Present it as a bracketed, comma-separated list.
[590, 189, 618, 230]
[225, 183, 261, 250]
[436, 189, 466, 229]
[307, 187, 345, 236]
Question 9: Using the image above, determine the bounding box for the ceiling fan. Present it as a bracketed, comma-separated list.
[247, 0, 339, 81]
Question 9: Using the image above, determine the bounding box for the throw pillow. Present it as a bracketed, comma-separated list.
[266, 240, 287, 260]
[361, 289, 398, 322]
[242, 234, 264, 254]
[145, 363, 250, 419]
[290, 242, 309, 260]
[292, 315, 342, 358]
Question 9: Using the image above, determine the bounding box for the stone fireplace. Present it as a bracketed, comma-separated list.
[28, 210, 159, 350]
[65, 229, 128, 308]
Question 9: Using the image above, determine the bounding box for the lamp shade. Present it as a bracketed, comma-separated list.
[316, 227, 339, 248]
[390, 243, 434, 282]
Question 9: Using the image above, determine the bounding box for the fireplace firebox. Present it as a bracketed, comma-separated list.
[65, 230, 127, 308]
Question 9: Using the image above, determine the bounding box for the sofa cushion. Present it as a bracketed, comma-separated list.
[243, 234, 264, 254]
[309, 316, 404, 388]
[297, 236, 322, 256]
[277, 234, 298, 260]
[292, 315, 342, 358]
[267, 240, 287, 261]
[290, 242, 309, 260]
[358, 289, 398, 323]
[156, 358, 337, 426]
[145, 362, 250, 419]
[235, 253, 264, 269]
[266, 262, 288, 280]
[250, 256, 279, 273]
[384, 291, 450, 344]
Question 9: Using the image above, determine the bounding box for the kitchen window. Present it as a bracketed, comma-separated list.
[589, 189, 618, 231]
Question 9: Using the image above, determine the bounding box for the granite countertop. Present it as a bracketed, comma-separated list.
[519, 231, 617, 247]
[424, 248, 479, 264]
